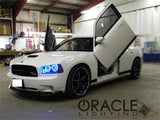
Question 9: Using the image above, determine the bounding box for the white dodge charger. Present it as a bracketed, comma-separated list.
[8, 4, 142, 98]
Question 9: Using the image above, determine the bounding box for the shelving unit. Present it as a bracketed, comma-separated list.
[0, 8, 14, 65]
[0, 17, 12, 20]
[26, 31, 73, 37]
[26, 32, 73, 45]
[0, 51, 19, 66]
[0, 50, 42, 66]
[0, 8, 13, 36]
[16, 19, 72, 45]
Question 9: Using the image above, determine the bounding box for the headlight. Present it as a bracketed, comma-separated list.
[40, 64, 63, 74]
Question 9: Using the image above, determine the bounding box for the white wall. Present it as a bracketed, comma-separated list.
[123, 7, 160, 35]
[118, 0, 160, 13]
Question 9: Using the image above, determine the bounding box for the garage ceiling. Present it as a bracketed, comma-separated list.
[0, 0, 18, 8]
[24, 0, 95, 15]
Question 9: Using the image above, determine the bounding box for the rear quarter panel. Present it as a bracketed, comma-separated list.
[119, 46, 143, 73]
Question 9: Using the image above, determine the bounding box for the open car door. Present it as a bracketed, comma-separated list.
[94, 4, 136, 69]
[45, 16, 56, 51]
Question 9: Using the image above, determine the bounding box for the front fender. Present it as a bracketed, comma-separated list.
[61, 53, 97, 83]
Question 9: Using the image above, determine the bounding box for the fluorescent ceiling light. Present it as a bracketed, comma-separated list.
[81, 9, 93, 14]
[81, 6, 105, 14]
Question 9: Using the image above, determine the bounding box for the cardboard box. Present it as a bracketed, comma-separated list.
[0, 6, 2, 13]
[53, 29, 61, 33]
[3, 12, 11, 16]
[0, 25, 11, 35]
[0, 63, 5, 67]
[2, 9, 11, 17]
[60, 29, 71, 33]
[35, 22, 47, 32]
[39, 22, 46, 32]
[0, 6, 2, 17]
[67, 29, 71, 33]
[0, 25, 5, 35]
[60, 29, 64, 33]
[0, 12, 3, 17]
[2, 9, 10, 13]
[6, 25, 11, 35]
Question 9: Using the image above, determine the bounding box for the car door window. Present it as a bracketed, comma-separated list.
[56, 38, 93, 51]
[95, 4, 121, 37]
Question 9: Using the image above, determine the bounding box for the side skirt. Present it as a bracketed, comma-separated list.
[91, 79, 97, 84]
[118, 70, 131, 75]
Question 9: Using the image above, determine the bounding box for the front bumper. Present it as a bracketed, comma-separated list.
[9, 86, 63, 95]
[7, 72, 67, 94]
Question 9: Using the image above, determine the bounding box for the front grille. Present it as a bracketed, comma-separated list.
[12, 65, 38, 77]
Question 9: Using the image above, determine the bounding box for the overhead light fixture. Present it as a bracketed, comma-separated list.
[81, 6, 105, 14]
[81, 9, 93, 14]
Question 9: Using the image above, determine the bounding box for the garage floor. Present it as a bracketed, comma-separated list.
[0, 63, 159, 120]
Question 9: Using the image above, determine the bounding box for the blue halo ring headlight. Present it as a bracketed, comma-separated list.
[52, 64, 59, 72]
[45, 65, 51, 72]
[40, 64, 63, 74]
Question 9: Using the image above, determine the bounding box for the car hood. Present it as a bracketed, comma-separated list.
[11, 51, 91, 66]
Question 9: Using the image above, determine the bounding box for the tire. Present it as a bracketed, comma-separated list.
[66, 65, 91, 98]
[130, 58, 141, 79]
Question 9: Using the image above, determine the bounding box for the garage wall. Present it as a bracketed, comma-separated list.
[120, 0, 160, 51]
[17, 10, 67, 24]
[16, 10, 67, 34]
[123, 7, 160, 35]
[0, 10, 68, 50]
[118, 0, 160, 13]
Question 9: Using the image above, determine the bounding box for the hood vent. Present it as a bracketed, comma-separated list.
[28, 55, 38, 58]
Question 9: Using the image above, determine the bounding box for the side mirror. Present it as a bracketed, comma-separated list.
[96, 37, 104, 44]
[38, 39, 44, 45]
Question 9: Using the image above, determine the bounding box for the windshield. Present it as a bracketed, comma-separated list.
[55, 38, 93, 52]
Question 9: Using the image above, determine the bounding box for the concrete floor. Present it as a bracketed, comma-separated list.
[0, 63, 159, 120]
